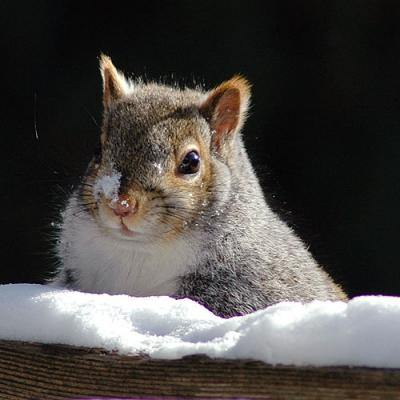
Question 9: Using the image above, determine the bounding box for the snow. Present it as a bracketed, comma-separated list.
[1, 284, 400, 368]
[93, 171, 121, 201]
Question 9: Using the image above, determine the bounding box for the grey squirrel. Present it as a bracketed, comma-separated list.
[51, 55, 347, 317]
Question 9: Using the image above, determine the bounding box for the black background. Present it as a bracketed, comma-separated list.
[1, 1, 399, 297]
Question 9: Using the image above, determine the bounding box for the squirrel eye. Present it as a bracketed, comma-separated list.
[178, 151, 200, 175]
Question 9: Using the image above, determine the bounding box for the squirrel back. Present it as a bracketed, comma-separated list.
[51, 55, 346, 317]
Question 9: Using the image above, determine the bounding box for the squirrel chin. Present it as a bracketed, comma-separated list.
[101, 223, 144, 242]
[120, 222, 137, 237]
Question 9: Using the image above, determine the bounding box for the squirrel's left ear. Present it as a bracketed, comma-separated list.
[99, 54, 132, 110]
[200, 76, 251, 152]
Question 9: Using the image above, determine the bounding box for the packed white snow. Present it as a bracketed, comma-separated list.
[1, 284, 399, 368]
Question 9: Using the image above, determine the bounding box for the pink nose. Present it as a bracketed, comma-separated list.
[109, 195, 137, 217]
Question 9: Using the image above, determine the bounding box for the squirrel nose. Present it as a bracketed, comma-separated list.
[109, 195, 137, 217]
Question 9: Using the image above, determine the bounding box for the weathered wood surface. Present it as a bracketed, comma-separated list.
[0, 340, 399, 400]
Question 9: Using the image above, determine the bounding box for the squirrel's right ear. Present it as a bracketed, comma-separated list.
[200, 76, 251, 153]
[99, 54, 132, 110]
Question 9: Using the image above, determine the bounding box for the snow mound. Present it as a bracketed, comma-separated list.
[1, 284, 399, 368]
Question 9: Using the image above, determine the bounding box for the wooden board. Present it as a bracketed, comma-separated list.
[0, 340, 399, 400]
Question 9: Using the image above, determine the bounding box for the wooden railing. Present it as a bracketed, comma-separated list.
[0, 340, 399, 399]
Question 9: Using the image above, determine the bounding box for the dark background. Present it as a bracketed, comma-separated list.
[1, 1, 399, 297]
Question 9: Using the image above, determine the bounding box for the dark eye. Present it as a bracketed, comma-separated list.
[178, 151, 200, 175]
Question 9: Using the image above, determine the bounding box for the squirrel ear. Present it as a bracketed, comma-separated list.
[99, 54, 132, 109]
[200, 76, 251, 151]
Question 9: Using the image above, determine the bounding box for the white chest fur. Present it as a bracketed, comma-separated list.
[56, 202, 198, 296]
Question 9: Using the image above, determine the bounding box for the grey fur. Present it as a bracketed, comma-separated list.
[52, 59, 346, 318]
[176, 135, 346, 317]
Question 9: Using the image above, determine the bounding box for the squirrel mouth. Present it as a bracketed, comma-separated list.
[120, 221, 137, 237]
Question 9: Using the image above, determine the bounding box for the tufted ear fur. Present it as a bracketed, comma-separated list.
[99, 54, 133, 110]
[200, 76, 251, 153]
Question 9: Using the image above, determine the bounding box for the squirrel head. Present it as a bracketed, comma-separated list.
[81, 54, 251, 244]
